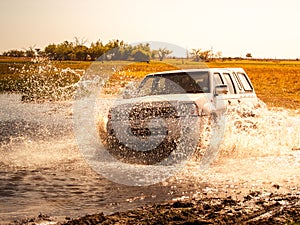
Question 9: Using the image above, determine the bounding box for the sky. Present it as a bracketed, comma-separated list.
[0, 0, 300, 59]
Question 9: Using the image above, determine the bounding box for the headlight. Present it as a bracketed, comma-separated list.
[187, 103, 199, 116]
[178, 103, 199, 117]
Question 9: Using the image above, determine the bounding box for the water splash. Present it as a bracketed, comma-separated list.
[219, 101, 300, 159]
[1, 91, 300, 223]
[176, 101, 300, 200]
[10, 57, 83, 101]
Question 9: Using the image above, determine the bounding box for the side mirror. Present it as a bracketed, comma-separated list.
[215, 84, 228, 96]
[122, 89, 133, 99]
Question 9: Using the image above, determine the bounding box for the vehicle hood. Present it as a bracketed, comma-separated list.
[112, 93, 211, 107]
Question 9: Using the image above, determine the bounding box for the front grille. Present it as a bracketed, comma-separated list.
[109, 101, 198, 121]
[129, 107, 176, 120]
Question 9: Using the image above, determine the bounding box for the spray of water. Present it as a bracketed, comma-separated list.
[174, 100, 300, 200]
[10, 56, 84, 101]
[220, 101, 300, 159]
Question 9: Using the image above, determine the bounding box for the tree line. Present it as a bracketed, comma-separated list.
[2, 38, 220, 62]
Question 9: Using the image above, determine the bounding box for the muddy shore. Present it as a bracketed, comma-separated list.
[11, 192, 300, 224]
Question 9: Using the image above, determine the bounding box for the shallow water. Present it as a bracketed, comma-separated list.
[0, 93, 299, 223]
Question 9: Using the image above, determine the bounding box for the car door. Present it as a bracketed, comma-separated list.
[212, 72, 228, 114]
[222, 72, 239, 106]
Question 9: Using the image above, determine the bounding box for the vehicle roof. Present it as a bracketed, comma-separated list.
[146, 68, 244, 77]
[225, 68, 246, 73]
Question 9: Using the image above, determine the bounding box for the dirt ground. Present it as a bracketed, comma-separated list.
[10, 192, 299, 225]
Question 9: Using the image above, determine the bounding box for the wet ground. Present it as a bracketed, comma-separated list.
[59, 192, 300, 224]
[1, 93, 300, 224]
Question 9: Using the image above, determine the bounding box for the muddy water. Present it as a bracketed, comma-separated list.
[0, 94, 300, 223]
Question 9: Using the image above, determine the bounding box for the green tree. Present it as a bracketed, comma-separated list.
[157, 47, 172, 61]
[190, 48, 202, 61]
[88, 40, 105, 60]
[2, 49, 25, 57]
[71, 45, 88, 60]
[201, 50, 212, 61]
[131, 43, 151, 62]
[118, 43, 133, 60]
[246, 53, 252, 58]
[56, 41, 73, 60]
[151, 49, 158, 59]
[71, 37, 89, 60]
[105, 39, 125, 60]
[190, 48, 212, 62]
[25, 46, 35, 57]
[132, 50, 150, 62]
[44, 44, 57, 59]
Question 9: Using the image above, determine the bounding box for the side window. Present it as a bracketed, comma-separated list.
[237, 73, 253, 92]
[233, 73, 243, 91]
[213, 73, 224, 86]
[223, 73, 236, 94]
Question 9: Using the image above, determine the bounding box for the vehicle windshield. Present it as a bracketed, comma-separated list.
[137, 71, 210, 96]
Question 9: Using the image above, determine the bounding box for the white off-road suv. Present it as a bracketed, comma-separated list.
[105, 68, 259, 164]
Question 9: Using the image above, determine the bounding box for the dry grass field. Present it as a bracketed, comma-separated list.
[0, 57, 299, 109]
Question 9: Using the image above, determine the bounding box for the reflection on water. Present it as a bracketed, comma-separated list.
[0, 93, 300, 223]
